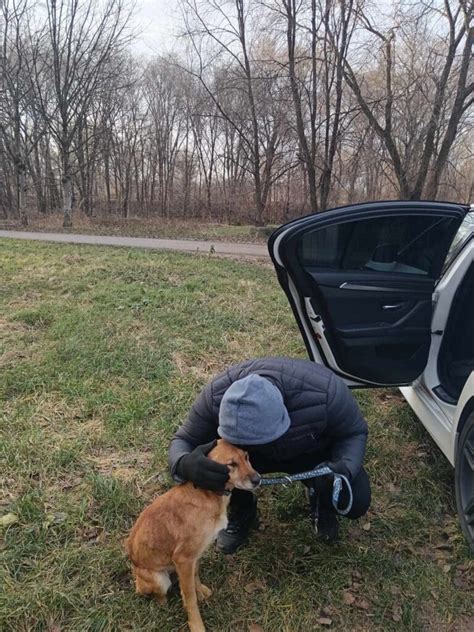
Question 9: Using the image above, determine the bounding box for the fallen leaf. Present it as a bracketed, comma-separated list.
[453, 575, 469, 590]
[443, 564, 451, 574]
[244, 580, 266, 594]
[343, 592, 355, 605]
[456, 564, 470, 572]
[0, 513, 18, 527]
[248, 625, 264, 632]
[302, 545, 311, 555]
[392, 605, 402, 622]
[355, 599, 370, 611]
[434, 542, 453, 551]
[316, 617, 332, 626]
[81, 526, 101, 541]
[43, 512, 68, 530]
[362, 522, 371, 531]
[53, 512, 67, 523]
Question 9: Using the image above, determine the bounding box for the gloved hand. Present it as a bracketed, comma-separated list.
[325, 460, 351, 479]
[312, 461, 350, 496]
[175, 440, 230, 491]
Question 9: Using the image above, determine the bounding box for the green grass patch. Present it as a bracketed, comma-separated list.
[0, 239, 472, 631]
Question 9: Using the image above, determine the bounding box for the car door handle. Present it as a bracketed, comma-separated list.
[382, 303, 405, 310]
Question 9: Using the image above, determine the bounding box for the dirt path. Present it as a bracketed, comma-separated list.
[0, 230, 269, 258]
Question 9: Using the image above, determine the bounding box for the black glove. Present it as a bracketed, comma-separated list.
[175, 440, 230, 491]
[311, 461, 350, 496]
[325, 460, 351, 479]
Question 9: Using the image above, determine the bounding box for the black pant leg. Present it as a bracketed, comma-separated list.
[229, 488, 255, 512]
[344, 467, 371, 519]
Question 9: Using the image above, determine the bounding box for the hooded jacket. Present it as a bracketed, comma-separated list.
[169, 357, 368, 480]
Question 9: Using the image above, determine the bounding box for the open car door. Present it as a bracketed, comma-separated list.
[269, 201, 468, 387]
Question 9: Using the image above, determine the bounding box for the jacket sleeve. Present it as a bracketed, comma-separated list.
[168, 383, 220, 481]
[325, 373, 368, 480]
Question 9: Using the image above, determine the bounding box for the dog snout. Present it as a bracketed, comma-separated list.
[250, 473, 261, 488]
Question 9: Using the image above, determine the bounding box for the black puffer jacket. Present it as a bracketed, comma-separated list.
[169, 357, 368, 480]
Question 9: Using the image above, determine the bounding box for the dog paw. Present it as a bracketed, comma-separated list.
[197, 584, 212, 601]
[154, 594, 167, 606]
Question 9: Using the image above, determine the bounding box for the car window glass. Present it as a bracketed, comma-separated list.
[444, 211, 474, 268]
[298, 215, 458, 278]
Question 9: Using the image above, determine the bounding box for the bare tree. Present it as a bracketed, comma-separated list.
[342, 0, 473, 199]
[28, 0, 132, 226]
[180, 0, 287, 224]
[0, 0, 45, 225]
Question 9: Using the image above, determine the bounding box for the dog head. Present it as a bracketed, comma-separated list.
[209, 440, 261, 492]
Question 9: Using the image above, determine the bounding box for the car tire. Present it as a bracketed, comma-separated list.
[455, 411, 474, 551]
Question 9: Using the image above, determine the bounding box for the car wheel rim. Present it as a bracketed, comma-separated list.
[459, 426, 474, 541]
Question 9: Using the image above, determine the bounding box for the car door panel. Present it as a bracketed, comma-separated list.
[270, 201, 468, 386]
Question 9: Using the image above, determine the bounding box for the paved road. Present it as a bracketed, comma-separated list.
[0, 230, 269, 258]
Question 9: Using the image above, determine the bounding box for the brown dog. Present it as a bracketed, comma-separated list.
[125, 440, 261, 632]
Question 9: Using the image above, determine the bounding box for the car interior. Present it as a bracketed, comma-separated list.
[284, 214, 462, 384]
[436, 264, 474, 403]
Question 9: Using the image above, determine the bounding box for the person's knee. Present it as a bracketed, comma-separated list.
[344, 469, 371, 520]
[345, 493, 370, 519]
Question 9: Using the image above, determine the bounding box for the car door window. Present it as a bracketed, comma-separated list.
[299, 215, 459, 278]
[443, 211, 474, 270]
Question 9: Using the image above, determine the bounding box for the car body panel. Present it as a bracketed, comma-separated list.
[401, 382, 455, 463]
[401, 372, 474, 466]
[453, 373, 474, 463]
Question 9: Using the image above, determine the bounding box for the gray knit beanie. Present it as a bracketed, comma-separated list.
[218, 374, 291, 445]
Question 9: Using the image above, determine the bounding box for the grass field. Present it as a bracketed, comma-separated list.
[1, 239, 472, 632]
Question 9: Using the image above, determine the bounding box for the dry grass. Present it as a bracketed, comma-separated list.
[1, 212, 272, 243]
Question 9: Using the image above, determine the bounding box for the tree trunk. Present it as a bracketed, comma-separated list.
[62, 151, 73, 227]
[17, 162, 28, 226]
[285, 0, 319, 213]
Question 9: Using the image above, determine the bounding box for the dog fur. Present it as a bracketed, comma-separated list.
[125, 440, 260, 632]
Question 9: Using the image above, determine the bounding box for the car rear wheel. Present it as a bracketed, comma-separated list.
[455, 411, 474, 551]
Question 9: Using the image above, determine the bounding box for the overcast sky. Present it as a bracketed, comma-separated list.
[133, 0, 181, 56]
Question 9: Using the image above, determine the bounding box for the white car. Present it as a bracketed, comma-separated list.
[269, 201, 474, 550]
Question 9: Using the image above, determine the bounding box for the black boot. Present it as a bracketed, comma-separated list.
[316, 508, 339, 542]
[216, 495, 259, 555]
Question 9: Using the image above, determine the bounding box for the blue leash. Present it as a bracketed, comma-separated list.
[259, 466, 353, 516]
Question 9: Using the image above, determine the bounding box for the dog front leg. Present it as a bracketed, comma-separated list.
[194, 560, 212, 602]
[174, 557, 206, 632]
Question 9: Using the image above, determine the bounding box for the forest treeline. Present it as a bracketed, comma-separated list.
[1, 0, 472, 226]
